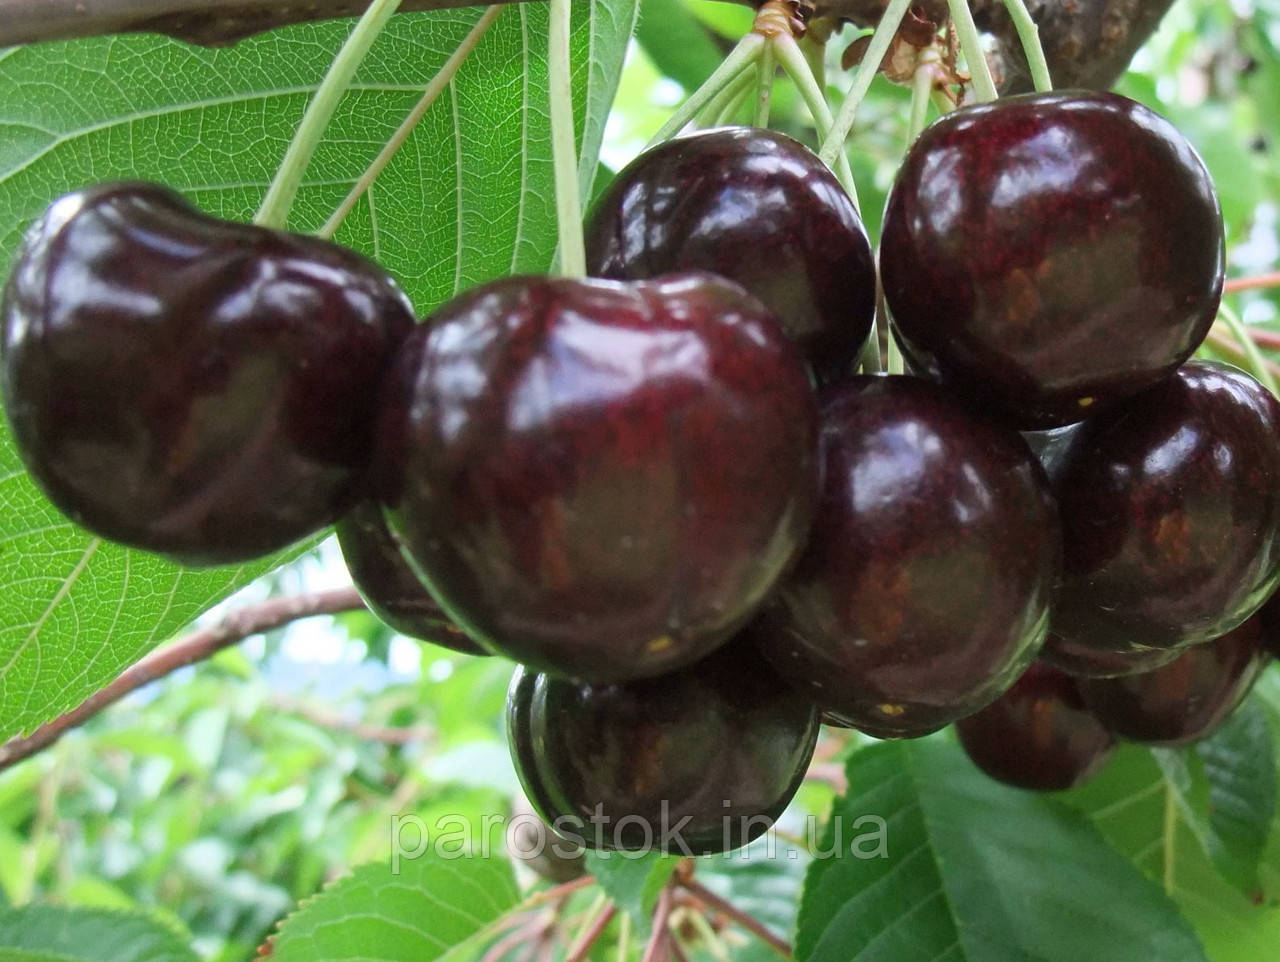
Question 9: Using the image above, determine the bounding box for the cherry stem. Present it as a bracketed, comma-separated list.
[818, 0, 912, 167]
[616, 909, 632, 962]
[565, 896, 616, 962]
[1225, 271, 1280, 294]
[771, 32, 860, 212]
[1001, 0, 1053, 91]
[548, 0, 586, 277]
[0, 587, 366, 772]
[1217, 302, 1280, 396]
[697, 67, 752, 126]
[256, 0, 403, 229]
[907, 51, 938, 144]
[649, 34, 766, 145]
[679, 880, 794, 960]
[754, 40, 777, 127]
[799, 30, 828, 93]
[717, 71, 758, 125]
[947, 0, 998, 102]
[317, 5, 503, 240]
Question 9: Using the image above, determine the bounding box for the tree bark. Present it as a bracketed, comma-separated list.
[0, 0, 1176, 95]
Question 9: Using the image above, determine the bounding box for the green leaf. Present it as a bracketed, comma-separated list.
[268, 853, 520, 961]
[585, 850, 681, 927]
[695, 837, 810, 962]
[0, 0, 638, 744]
[635, 0, 724, 91]
[1194, 699, 1278, 895]
[0, 904, 197, 962]
[0, 953, 82, 962]
[1064, 743, 1280, 962]
[796, 739, 1208, 962]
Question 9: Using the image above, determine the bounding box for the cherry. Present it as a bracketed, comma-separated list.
[377, 272, 819, 683]
[335, 502, 485, 655]
[1, 182, 414, 566]
[956, 662, 1116, 791]
[754, 375, 1061, 739]
[585, 126, 875, 387]
[1050, 361, 1280, 654]
[1079, 615, 1268, 746]
[506, 639, 819, 855]
[1039, 634, 1180, 679]
[880, 90, 1224, 428]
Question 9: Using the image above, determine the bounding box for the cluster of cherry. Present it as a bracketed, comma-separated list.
[2, 87, 1276, 855]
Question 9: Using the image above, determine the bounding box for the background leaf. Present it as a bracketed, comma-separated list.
[0, 0, 637, 743]
[796, 739, 1209, 962]
[267, 853, 519, 961]
[0, 904, 197, 962]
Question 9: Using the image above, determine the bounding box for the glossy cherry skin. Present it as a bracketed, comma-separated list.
[881, 90, 1224, 428]
[378, 272, 819, 683]
[1040, 634, 1180, 679]
[956, 662, 1116, 791]
[335, 502, 485, 655]
[1080, 615, 1268, 746]
[0, 182, 414, 566]
[754, 375, 1061, 739]
[1050, 361, 1280, 654]
[585, 127, 875, 387]
[506, 640, 820, 855]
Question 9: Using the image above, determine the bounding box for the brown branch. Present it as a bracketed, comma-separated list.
[0, 586, 364, 771]
[679, 879, 793, 960]
[265, 695, 435, 745]
[642, 885, 677, 962]
[0, 0, 1176, 86]
[565, 903, 617, 962]
[1226, 272, 1280, 295]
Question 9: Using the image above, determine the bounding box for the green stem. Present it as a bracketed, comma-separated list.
[717, 74, 755, 125]
[818, 0, 912, 167]
[1001, 0, 1053, 92]
[771, 32, 860, 212]
[907, 55, 935, 144]
[754, 40, 775, 128]
[947, 0, 998, 102]
[931, 88, 954, 116]
[318, 5, 502, 239]
[697, 63, 754, 126]
[1219, 302, 1280, 397]
[648, 33, 765, 146]
[799, 32, 826, 93]
[548, 0, 585, 277]
[256, 0, 403, 229]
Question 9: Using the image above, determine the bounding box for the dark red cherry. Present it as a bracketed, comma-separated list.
[881, 90, 1224, 428]
[506, 640, 819, 855]
[336, 502, 485, 655]
[754, 375, 1061, 739]
[1039, 634, 1180, 679]
[1080, 616, 1268, 746]
[1051, 361, 1280, 654]
[378, 272, 819, 683]
[956, 662, 1116, 791]
[585, 126, 875, 387]
[0, 182, 414, 566]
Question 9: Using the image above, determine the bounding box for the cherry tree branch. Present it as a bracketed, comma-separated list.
[0, 586, 365, 771]
[1, 0, 1175, 88]
[679, 879, 793, 960]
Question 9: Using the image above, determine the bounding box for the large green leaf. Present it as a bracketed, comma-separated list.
[0, 0, 638, 743]
[267, 853, 520, 961]
[796, 739, 1208, 962]
[0, 904, 197, 962]
[1063, 739, 1280, 962]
